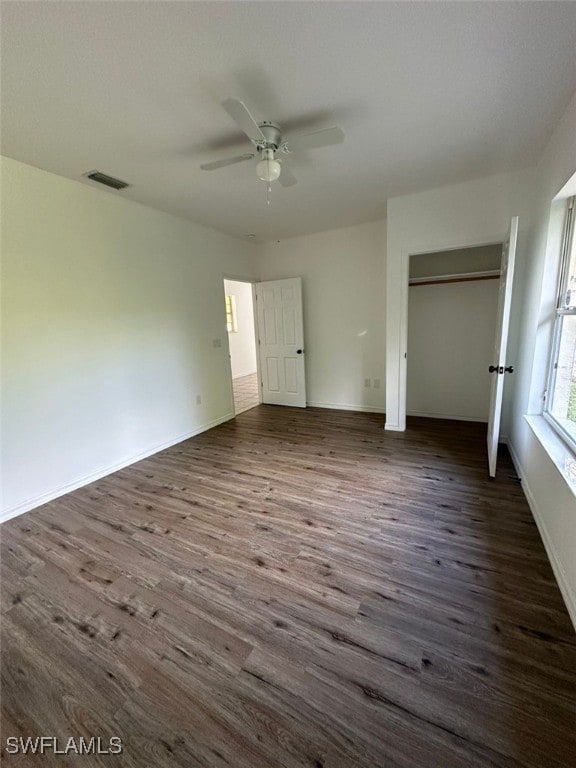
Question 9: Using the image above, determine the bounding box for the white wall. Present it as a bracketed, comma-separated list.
[258, 220, 386, 413]
[386, 167, 532, 432]
[407, 279, 498, 421]
[386, 90, 576, 628]
[506, 92, 576, 628]
[1, 156, 258, 520]
[224, 279, 257, 379]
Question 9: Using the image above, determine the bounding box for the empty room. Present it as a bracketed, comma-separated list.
[2, 2, 576, 766]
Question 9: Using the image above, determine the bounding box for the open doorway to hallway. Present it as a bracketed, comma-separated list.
[224, 278, 260, 415]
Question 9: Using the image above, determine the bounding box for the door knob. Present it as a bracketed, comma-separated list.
[488, 365, 500, 373]
[504, 366, 514, 373]
[296, 349, 303, 354]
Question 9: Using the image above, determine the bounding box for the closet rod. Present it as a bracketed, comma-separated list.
[409, 269, 500, 287]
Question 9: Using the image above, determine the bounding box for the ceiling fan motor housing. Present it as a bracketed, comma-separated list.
[257, 122, 282, 150]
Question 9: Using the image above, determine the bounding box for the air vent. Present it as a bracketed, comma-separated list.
[84, 171, 130, 190]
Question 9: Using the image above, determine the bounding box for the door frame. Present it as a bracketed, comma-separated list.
[222, 275, 262, 415]
[388, 234, 505, 432]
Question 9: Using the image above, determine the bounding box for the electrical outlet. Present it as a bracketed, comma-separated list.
[364, 378, 371, 388]
[196, 394, 202, 405]
[373, 378, 381, 389]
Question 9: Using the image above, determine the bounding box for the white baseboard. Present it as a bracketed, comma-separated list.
[507, 439, 576, 631]
[406, 410, 487, 423]
[0, 412, 235, 525]
[306, 401, 385, 414]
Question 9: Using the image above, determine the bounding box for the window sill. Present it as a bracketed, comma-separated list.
[524, 414, 576, 495]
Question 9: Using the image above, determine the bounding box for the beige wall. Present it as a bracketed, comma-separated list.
[258, 220, 387, 413]
[410, 244, 502, 278]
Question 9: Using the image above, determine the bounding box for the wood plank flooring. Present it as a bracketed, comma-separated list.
[1, 406, 575, 767]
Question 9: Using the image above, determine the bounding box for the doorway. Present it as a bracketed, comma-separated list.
[407, 244, 502, 422]
[223, 278, 260, 415]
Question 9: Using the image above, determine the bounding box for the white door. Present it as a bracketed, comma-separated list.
[256, 278, 306, 407]
[487, 217, 518, 477]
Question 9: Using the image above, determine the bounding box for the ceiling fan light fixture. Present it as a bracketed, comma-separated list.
[200, 97, 345, 190]
[256, 149, 281, 182]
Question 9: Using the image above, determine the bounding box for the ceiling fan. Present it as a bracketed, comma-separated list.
[200, 98, 345, 187]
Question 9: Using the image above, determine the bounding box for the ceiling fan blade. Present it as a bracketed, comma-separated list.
[222, 98, 266, 143]
[200, 153, 254, 171]
[284, 126, 345, 152]
[278, 164, 297, 187]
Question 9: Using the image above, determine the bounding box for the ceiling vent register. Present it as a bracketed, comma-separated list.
[84, 171, 130, 190]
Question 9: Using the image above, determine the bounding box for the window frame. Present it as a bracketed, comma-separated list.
[225, 294, 238, 333]
[543, 195, 576, 454]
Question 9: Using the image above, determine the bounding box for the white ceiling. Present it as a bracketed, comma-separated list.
[3, 1, 576, 241]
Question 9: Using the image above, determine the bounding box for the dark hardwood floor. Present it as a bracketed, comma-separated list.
[1, 406, 575, 767]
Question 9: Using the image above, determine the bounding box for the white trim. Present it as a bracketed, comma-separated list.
[525, 415, 576, 496]
[387, 234, 506, 433]
[543, 411, 576, 459]
[307, 401, 385, 414]
[0, 413, 234, 524]
[507, 437, 576, 631]
[251, 281, 263, 407]
[406, 410, 487, 423]
[222, 276, 262, 415]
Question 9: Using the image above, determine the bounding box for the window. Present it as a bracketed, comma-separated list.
[225, 294, 238, 333]
[545, 196, 576, 451]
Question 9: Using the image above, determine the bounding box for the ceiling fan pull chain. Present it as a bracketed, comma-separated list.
[266, 183, 271, 206]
